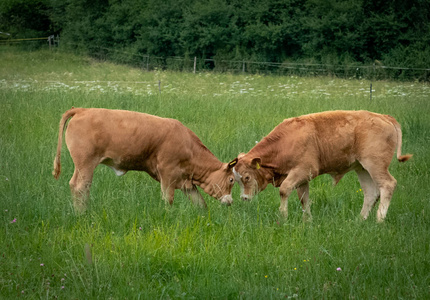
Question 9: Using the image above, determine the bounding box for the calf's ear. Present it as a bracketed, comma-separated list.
[251, 157, 262, 170]
[228, 158, 238, 169]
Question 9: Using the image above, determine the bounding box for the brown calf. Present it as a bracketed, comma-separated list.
[230, 110, 412, 222]
[53, 108, 237, 212]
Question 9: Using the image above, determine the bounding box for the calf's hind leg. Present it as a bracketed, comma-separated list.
[360, 162, 397, 222]
[69, 163, 96, 214]
[375, 172, 396, 222]
[355, 167, 380, 220]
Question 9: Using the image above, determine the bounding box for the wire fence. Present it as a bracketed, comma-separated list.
[2, 36, 429, 81]
[87, 45, 430, 81]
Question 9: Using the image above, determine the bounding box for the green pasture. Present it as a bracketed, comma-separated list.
[1, 49, 429, 299]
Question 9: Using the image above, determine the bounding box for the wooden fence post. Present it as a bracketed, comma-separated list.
[370, 62, 375, 101]
[193, 56, 197, 74]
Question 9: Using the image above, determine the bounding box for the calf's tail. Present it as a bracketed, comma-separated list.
[52, 107, 80, 179]
[386, 115, 413, 162]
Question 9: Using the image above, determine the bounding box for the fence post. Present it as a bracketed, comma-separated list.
[242, 60, 245, 73]
[193, 56, 197, 74]
[369, 62, 375, 101]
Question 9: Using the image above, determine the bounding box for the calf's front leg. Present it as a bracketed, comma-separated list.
[279, 169, 309, 218]
[297, 183, 312, 222]
[160, 179, 175, 205]
[182, 185, 207, 208]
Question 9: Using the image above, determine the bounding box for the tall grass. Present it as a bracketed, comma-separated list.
[1, 49, 429, 299]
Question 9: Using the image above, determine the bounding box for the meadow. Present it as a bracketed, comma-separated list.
[1, 49, 429, 299]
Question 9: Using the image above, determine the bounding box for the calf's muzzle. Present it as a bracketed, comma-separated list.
[220, 195, 233, 206]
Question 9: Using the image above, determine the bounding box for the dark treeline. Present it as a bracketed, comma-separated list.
[1, 0, 430, 73]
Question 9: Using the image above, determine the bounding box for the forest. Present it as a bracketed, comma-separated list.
[1, 0, 430, 72]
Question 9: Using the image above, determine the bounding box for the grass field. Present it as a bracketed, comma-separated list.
[1, 48, 429, 299]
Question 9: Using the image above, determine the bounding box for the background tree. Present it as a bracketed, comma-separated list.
[1, 0, 429, 76]
[0, 0, 51, 38]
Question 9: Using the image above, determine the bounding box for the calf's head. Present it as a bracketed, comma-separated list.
[230, 154, 267, 201]
[203, 160, 237, 205]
